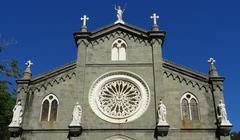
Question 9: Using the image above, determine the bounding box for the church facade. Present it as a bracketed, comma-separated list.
[9, 11, 232, 140]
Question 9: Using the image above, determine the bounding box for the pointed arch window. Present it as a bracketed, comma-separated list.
[111, 39, 127, 61]
[40, 94, 59, 122]
[180, 93, 199, 120]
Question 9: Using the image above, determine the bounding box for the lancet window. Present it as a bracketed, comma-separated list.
[111, 38, 127, 61]
[180, 93, 199, 120]
[40, 94, 59, 121]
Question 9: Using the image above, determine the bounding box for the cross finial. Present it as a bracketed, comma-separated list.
[25, 60, 33, 68]
[208, 57, 216, 65]
[80, 15, 89, 27]
[150, 13, 159, 25]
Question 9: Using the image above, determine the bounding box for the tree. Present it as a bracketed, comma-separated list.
[231, 131, 240, 140]
[0, 34, 21, 140]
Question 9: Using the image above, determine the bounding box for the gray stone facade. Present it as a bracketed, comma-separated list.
[10, 23, 231, 140]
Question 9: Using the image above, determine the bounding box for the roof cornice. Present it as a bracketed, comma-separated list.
[73, 23, 166, 43]
[163, 60, 209, 82]
[28, 61, 76, 84]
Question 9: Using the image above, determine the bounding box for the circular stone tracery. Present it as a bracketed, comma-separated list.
[98, 80, 141, 118]
[89, 71, 150, 123]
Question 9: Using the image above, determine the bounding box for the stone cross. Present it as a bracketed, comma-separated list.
[150, 13, 159, 25]
[208, 57, 216, 65]
[25, 60, 33, 68]
[80, 15, 89, 27]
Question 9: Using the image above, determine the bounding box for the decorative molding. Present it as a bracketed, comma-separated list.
[89, 70, 151, 123]
[163, 70, 209, 92]
[28, 70, 76, 93]
[150, 38, 162, 46]
[85, 30, 150, 48]
[77, 39, 91, 47]
[104, 135, 134, 140]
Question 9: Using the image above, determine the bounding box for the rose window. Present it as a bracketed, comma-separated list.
[98, 80, 141, 118]
[89, 71, 150, 123]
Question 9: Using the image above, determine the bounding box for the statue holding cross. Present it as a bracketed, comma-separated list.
[114, 5, 125, 24]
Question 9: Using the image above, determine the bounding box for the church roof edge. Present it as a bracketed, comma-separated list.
[27, 61, 76, 84]
[73, 23, 166, 41]
[163, 60, 210, 82]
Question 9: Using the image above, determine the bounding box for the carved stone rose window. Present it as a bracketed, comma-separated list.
[89, 71, 150, 123]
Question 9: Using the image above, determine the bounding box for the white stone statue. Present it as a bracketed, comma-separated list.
[69, 102, 82, 126]
[157, 100, 168, 125]
[9, 101, 23, 127]
[217, 100, 231, 125]
[114, 5, 125, 24]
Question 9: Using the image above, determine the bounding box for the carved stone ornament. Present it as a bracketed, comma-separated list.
[69, 102, 82, 126]
[217, 100, 232, 126]
[89, 71, 150, 123]
[114, 5, 125, 24]
[9, 101, 23, 127]
[157, 100, 169, 126]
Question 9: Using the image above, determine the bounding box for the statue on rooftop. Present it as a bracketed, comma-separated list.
[114, 5, 125, 24]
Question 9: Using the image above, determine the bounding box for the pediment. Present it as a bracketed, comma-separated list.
[73, 23, 165, 46]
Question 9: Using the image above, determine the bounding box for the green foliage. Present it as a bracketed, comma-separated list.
[0, 34, 21, 140]
[0, 81, 16, 140]
[231, 132, 240, 140]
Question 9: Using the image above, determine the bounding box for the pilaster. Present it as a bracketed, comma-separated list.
[148, 31, 165, 125]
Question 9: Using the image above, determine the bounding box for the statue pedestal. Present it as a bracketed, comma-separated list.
[8, 126, 22, 137]
[68, 125, 82, 138]
[154, 123, 170, 138]
[218, 123, 232, 136]
[151, 24, 159, 31]
[80, 26, 88, 32]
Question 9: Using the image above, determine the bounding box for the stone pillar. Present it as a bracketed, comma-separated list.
[148, 31, 166, 126]
[9, 61, 32, 138]
[71, 31, 91, 138]
[208, 58, 232, 138]
[74, 32, 90, 103]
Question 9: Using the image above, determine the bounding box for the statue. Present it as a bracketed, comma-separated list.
[114, 5, 125, 24]
[217, 100, 231, 125]
[9, 101, 23, 127]
[69, 102, 82, 126]
[157, 99, 168, 125]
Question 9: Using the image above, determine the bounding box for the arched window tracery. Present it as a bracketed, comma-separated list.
[40, 94, 59, 122]
[180, 93, 199, 120]
[111, 39, 127, 61]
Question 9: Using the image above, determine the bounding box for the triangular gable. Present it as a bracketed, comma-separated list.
[73, 23, 165, 42]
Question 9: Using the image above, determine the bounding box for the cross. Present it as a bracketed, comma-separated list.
[25, 60, 33, 68]
[208, 57, 216, 65]
[80, 15, 89, 27]
[150, 13, 159, 25]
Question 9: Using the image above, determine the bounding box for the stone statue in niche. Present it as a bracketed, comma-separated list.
[217, 100, 231, 125]
[70, 102, 82, 126]
[157, 99, 168, 125]
[9, 101, 23, 127]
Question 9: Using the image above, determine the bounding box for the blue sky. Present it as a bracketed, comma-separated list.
[1, 0, 239, 131]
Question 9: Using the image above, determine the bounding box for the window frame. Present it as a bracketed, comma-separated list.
[40, 94, 59, 122]
[180, 92, 200, 121]
[111, 38, 127, 61]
